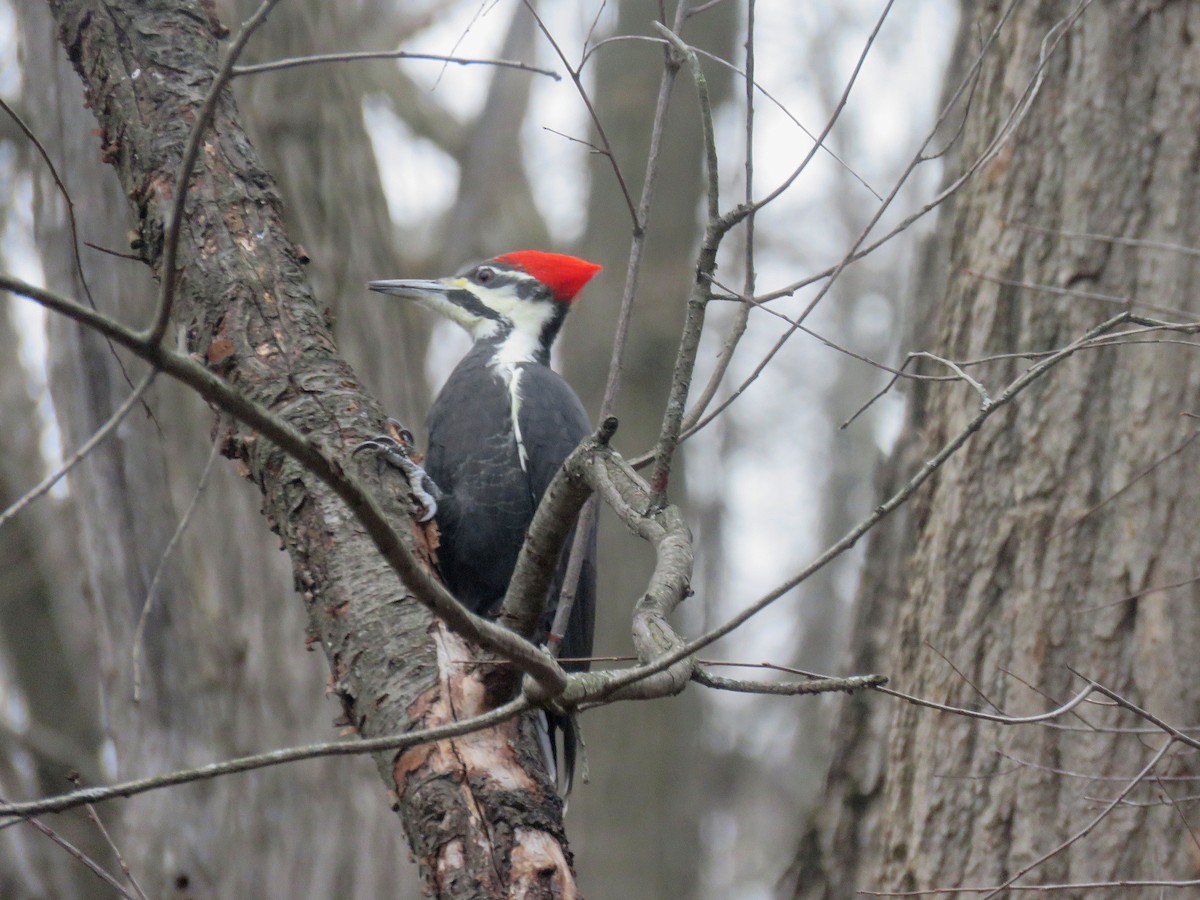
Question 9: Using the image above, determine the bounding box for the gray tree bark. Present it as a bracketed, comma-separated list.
[794, 2, 1200, 895]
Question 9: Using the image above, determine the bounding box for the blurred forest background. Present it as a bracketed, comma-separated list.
[2, 1, 956, 897]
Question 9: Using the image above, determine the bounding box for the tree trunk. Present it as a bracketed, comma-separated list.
[26, 1, 570, 895]
[796, 2, 1200, 895]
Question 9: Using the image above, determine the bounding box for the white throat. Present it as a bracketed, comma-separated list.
[491, 328, 543, 372]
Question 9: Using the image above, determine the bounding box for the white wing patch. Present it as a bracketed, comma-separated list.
[509, 366, 529, 474]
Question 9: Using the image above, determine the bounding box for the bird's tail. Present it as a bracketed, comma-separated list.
[536, 710, 579, 801]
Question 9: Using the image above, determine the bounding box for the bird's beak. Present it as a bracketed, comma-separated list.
[368, 276, 485, 333]
[368, 278, 453, 299]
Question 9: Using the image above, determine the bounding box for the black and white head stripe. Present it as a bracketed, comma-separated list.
[459, 261, 554, 303]
[369, 251, 599, 356]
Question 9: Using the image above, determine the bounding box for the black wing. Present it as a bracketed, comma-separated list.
[515, 363, 597, 668]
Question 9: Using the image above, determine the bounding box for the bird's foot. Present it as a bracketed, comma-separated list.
[353, 426, 440, 522]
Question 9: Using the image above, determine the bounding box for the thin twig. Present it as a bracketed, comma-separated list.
[910, 351, 992, 408]
[1080, 572, 1200, 613]
[0, 697, 529, 820]
[547, 496, 598, 659]
[1007, 221, 1200, 259]
[523, 0, 637, 225]
[1153, 771, 1200, 857]
[595, 3, 688, 421]
[1, 799, 137, 899]
[82, 240, 142, 261]
[1081, 675, 1200, 754]
[0, 99, 153, 420]
[132, 432, 222, 701]
[0, 97, 97, 309]
[995, 750, 1195, 784]
[581, 34, 882, 201]
[683, 1, 1092, 451]
[860, 876, 1200, 896]
[693, 668, 885, 696]
[231, 49, 559, 80]
[0, 371, 157, 531]
[695, 658, 1097, 725]
[1049, 428, 1200, 540]
[840, 319, 1200, 430]
[732, 0, 897, 225]
[978, 738, 1174, 899]
[966, 267, 1192, 320]
[676, 0, 757, 434]
[646, 22, 720, 505]
[681, 0, 1041, 441]
[68, 775, 148, 900]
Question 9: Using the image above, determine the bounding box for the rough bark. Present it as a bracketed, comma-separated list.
[798, 1, 1200, 895]
[39, 1, 570, 895]
[230, 0, 433, 428]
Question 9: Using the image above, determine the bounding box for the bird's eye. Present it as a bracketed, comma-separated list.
[474, 266, 495, 284]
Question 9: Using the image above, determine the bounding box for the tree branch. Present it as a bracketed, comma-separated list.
[0, 698, 529, 820]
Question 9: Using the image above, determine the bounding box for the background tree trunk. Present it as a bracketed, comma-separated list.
[561, 2, 737, 895]
[796, 1, 1200, 894]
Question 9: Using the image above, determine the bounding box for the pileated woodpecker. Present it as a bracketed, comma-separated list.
[367, 251, 601, 793]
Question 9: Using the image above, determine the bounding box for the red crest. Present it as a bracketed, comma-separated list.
[494, 251, 602, 303]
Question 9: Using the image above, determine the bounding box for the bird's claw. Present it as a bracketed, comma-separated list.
[353, 433, 440, 522]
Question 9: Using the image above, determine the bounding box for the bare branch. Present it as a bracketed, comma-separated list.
[0, 698, 528, 820]
[513, 435, 695, 708]
[965, 267, 1193, 320]
[582, 35, 882, 201]
[977, 738, 1174, 899]
[498, 421, 611, 646]
[646, 22, 720, 505]
[877, 681, 1096, 726]
[132, 432, 222, 701]
[523, 0, 637, 225]
[0, 370, 156, 530]
[909, 351, 992, 408]
[860, 875, 1200, 896]
[2, 803, 137, 899]
[693, 668, 886, 696]
[722, 0, 897, 231]
[596, 3, 689, 421]
[1007, 220, 1200, 259]
[1049, 428, 1200, 540]
[678, 0, 1098, 456]
[67, 774, 148, 900]
[1080, 675, 1200, 754]
[231, 49, 560, 80]
[0, 97, 153, 414]
[675, 0, 760, 435]
[547, 497, 598, 659]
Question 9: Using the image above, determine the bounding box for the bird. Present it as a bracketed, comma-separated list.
[366, 250, 602, 795]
